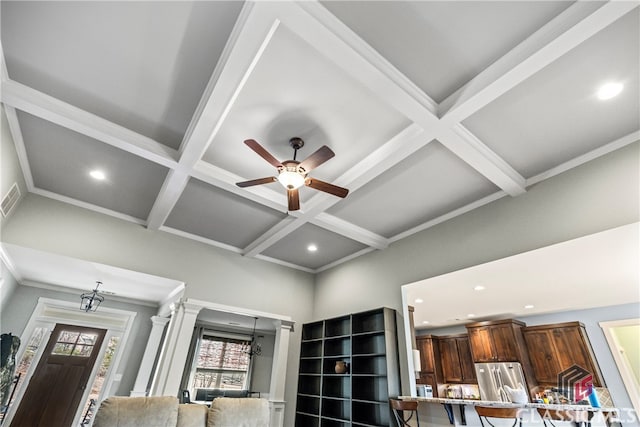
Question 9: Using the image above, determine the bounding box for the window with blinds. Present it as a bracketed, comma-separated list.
[191, 332, 252, 391]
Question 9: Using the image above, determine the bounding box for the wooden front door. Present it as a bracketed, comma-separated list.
[10, 324, 106, 427]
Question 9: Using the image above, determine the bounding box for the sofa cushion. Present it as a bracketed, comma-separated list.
[178, 403, 209, 427]
[207, 397, 269, 427]
[93, 396, 179, 427]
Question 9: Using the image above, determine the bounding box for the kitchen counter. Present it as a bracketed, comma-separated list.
[399, 396, 617, 411]
[397, 397, 621, 427]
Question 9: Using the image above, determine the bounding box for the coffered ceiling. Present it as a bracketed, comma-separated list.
[2, 1, 638, 274]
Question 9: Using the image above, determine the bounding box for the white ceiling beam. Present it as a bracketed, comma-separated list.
[439, 1, 638, 124]
[311, 214, 388, 250]
[436, 125, 526, 196]
[145, 169, 191, 229]
[242, 216, 301, 257]
[0, 80, 179, 169]
[145, 2, 283, 229]
[3, 105, 34, 191]
[287, 1, 526, 196]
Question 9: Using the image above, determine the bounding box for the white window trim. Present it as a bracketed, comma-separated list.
[3, 297, 137, 427]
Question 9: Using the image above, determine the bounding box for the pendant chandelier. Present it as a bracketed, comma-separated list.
[247, 317, 262, 357]
[80, 281, 105, 312]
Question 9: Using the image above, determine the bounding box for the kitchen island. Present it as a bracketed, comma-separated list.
[398, 397, 623, 427]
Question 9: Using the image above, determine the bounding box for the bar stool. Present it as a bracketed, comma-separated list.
[475, 406, 523, 427]
[536, 408, 594, 427]
[390, 398, 420, 426]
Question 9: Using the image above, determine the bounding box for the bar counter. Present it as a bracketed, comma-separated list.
[397, 397, 622, 427]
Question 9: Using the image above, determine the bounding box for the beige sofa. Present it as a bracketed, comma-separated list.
[93, 396, 270, 427]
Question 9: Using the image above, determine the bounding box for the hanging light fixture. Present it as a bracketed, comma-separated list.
[247, 317, 262, 357]
[80, 281, 105, 312]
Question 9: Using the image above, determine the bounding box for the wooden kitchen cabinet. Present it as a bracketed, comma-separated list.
[523, 322, 604, 387]
[438, 334, 476, 383]
[416, 335, 441, 396]
[466, 319, 525, 362]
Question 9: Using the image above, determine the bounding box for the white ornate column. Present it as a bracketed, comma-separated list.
[150, 301, 202, 396]
[130, 315, 170, 397]
[269, 319, 294, 427]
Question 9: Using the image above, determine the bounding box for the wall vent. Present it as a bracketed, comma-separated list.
[1, 182, 21, 217]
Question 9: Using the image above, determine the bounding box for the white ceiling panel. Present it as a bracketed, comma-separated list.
[328, 141, 499, 237]
[322, 1, 574, 102]
[1, 1, 244, 149]
[165, 178, 287, 249]
[18, 111, 169, 220]
[463, 10, 640, 178]
[261, 223, 368, 270]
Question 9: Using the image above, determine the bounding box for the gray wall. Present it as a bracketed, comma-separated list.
[0, 279, 158, 396]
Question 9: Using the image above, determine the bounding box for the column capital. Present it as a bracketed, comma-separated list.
[274, 319, 295, 331]
[150, 316, 170, 327]
[181, 301, 203, 315]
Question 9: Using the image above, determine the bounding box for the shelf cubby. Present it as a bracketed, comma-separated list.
[303, 321, 325, 341]
[352, 332, 385, 355]
[301, 340, 323, 358]
[322, 376, 351, 399]
[296, 412, 320, 427]
[351, 400, 390, 426]
[325, 316, 351, 337]
[351, 354, 386, 376]
[300, 358, 322, 375]
[298, 375, 321, 396]
[352, 376, 389, 402]
[324, 336, 351, 357]
[352, 310, 385, 334]
[321, 397, 351, 421]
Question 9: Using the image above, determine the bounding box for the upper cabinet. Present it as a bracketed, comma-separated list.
[466, 319, 526, 362]
[523, 321, 605, 387]
[415, 335, 441, 395]
[438, 334, 476, 384]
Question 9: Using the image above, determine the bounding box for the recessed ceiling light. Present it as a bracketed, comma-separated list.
[89, 170, 106, 180]
[597, 82, 623, 100]
[474, 285, 485, 291]
[415, 298, 424, 303]
[307, 244, 318, 252]
[422, 320, 430, 324]
[467, 313, 476, 318]
[524, 304, 534, 309]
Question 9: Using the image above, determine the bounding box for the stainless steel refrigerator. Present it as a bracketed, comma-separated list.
[475, 362, 529, 402]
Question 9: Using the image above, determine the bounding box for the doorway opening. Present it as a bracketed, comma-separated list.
[600, 318, 640, 416]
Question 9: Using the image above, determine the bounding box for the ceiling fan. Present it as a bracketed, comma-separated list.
[236, 137, 349, 211]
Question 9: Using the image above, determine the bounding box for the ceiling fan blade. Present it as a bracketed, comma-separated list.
[297, 145, 335, 173]
[244, 139, 282, 168]
[305, 178, 349, 198]
[287, 188, 300, 211]
[236, 177, 277, 187]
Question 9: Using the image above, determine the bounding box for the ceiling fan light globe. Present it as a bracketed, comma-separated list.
[278, 170, 305, 190]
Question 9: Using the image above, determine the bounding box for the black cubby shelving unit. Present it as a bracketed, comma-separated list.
[295, 308, 400, 427]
